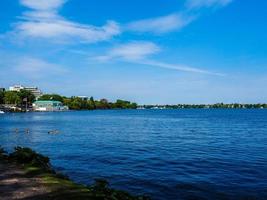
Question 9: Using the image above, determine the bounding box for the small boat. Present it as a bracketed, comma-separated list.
[0, 110, 4, 114]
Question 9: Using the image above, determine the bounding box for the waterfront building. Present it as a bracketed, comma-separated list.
[32, 100, 69, 112]
[24, 86, 43, 98]
[9, 85, 43, 98]
[9, 85, 24, 92]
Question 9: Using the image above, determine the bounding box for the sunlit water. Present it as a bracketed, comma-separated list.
[0, 109, 267, 199]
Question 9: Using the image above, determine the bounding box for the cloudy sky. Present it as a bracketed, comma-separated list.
[0, 0, 267, 104]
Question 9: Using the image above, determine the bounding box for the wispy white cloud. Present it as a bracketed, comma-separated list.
[6, 1, 229, 77]
[95, 41, 160, 61]
[95, 42, 224, 76]
[186, 0, 233, 9]
[136, 60, 225, 76]
[126, 13, 195, 34]
[126, 0, 233, 34]
[12, 0, 233, 42]
[15, 0, 121, 43]
[17, 20, 120, 43]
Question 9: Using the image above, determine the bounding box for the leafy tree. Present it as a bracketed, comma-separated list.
[130, 102, 138, 109]
[95, 99, 110, 109]
[39, 94, 64, 102]
[113, 99, 137, 109]
[67, 97, 87, 110]
[87, 96, 96, 110]
[4, 91, 21, 104]
[80, 99, 89, 109]
[63, 97, 72, 107]
[34, 93, 138, 110]
[0, 91, 4, 104]
[18, 89, 35, 104]
[114, 99, 127, 109]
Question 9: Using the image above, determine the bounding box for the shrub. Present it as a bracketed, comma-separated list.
[0, 146, 7, 160]
[9, 147, 51, 171]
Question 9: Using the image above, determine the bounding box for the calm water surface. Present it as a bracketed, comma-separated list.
[0, 109, 267, 199]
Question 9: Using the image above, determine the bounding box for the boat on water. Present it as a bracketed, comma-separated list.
[0, 110, 4, 114]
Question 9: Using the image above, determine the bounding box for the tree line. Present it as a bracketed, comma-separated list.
[2, 90, 266, 110]
[0, 90, 35, 106]
[37, 94, 138, 110]
[142, 103, 267, 109]
[0, 90, 138, 110]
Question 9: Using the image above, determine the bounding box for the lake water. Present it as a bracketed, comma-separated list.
[0, 109, 267, 199]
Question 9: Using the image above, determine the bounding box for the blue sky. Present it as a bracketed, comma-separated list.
[0, 0, 267, 104]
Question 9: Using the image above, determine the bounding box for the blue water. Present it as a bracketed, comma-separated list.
[0, 109, 267, 200]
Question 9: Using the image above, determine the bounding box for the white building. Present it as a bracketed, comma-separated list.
[9, 85, 24, 92]
[9, 85, 43, 98]
[33, 100, 68, 112]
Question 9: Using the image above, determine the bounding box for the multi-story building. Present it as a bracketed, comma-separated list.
[24, 86, 43, 98]
[9, 85, 24, 92]
[9, 85, 43, 98]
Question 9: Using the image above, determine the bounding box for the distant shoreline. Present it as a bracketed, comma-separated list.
[1, 107, 267, 114]
[138, 103, 267, 109]
[1, 89, 267, 112]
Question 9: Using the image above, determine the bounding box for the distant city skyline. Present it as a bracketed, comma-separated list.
[1, 0, 267, 104]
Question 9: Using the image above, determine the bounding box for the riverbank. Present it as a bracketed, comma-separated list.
[0, 147, 150, 200]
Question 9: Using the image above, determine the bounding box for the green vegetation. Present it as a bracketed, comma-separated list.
[0, 90, 4, 104]
[0, 91, 137, 111]
[0, 146, 150, 200]
[141, 103, 267, 109]
[0, 146, 7, 160]
[3, 90, 266, 111]
[0, 89, 35, 105]
[38, 94, 138, 110]
[113, 100, 138, 109]
[9, 147, 51, 171]
[38, 94, 64, 102]
[3, 91, 21, 104]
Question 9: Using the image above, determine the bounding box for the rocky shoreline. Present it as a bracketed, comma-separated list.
[0, 146, 150, 200]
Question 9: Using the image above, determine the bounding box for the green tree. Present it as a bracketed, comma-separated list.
[39, 94, 64, 102]
[114, 99, 127, 109]
[113, 99, 137, 109]
[95, 99, 110, 109]
[18, 89, 35, 104]
[4, 91, 21, 104]
[87, 97, 96, 110]
[63, 98, 72, 107]
[130, 102, 138, 109]
[68, 97, 83, 110]
[0, 91, 4, 104]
